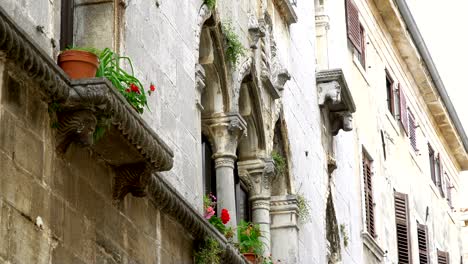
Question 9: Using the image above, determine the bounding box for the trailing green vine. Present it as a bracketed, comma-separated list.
[221, 22, 247, 65]
[297, 194, 312, 224]
[271, 150, 286, 177]
[204, 0, 216, 10]
[194, 237, 223, 264]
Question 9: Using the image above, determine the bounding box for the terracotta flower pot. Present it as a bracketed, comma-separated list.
[243, 253, 256, 264]
[58, 50, 99, 79]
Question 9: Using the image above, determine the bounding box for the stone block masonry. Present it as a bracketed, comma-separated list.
[0, 60, 194, 264]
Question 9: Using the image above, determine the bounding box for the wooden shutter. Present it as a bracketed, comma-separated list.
[363, 153, 376, 238]
[408, 110, 417, 151]
[395, 192, 412, 264]
[399, 87, 409, 134]
[417, 223, 429, 264]
[346, 0, 362, 52]
[428, 144, 436, 185]
[60, 0, 74, 50]
[437, 250, 449, 264]
[438, 155, 446, 198]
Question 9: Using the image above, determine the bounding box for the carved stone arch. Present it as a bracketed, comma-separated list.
[231, 56, 253, 112]
[197, 11, 231, 115]
[194, 4, 213, 57]
[237, 73, 267, 161]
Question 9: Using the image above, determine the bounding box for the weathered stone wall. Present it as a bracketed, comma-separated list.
[0, 59, 193, 264]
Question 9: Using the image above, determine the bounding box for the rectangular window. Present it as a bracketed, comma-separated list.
[428, 144, 438, 186]
[417, 223, 429, 264]
[362, 152, 376, 238]
[386, 71, 395, 116]
[202, 136, 216, 196]
[60, 0, 74, 50]
[394, 191, 412, 264]
[408, 110, 417, 151]
[437, 250, 449, 264]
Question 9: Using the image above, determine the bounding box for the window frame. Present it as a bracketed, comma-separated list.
[385, 70, 396, 117]
[60, 0, 75, 50]
[362, 151, 376, 238]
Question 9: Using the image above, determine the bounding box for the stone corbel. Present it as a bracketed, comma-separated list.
[55, 109, 98, 154]
[272, 0, 298, 26]
[238, 158, 274, 197]
[113, 162, 152, 201]
[317, 69, 356, 136]
[248, 14, 266, 49]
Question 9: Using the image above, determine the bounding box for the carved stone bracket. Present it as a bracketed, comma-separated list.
[56, 109, 97, 154]
[113, 162, 152, 201]
[317, 69, 356, 136]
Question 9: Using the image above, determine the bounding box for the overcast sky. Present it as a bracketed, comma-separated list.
[406, 0, 468, 206]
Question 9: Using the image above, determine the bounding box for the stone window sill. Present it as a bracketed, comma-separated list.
[361, 232, 385, 261]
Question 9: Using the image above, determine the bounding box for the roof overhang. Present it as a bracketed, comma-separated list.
[371, 0, 468, 170]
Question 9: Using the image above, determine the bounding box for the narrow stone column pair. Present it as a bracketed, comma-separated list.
[238, 159, 275, 257]
[202, 113, 247, 230]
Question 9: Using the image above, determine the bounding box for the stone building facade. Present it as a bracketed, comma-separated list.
[0, 0, 466, 264]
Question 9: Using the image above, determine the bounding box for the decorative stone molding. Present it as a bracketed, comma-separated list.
[317, 69, 356, 136]
[361, 232, 385, 261]
[272, 0, 298, 26]
[270, 195, 299, 263]
[194, 4, 213, 56]
[202, 112, 247, 157]
[0, 6, 249, 263]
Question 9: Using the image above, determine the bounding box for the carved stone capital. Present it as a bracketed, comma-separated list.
[202, 113, 247, 156]
[238, 159, 274, 196]
[330, 111, 353, 136]
[56, 109, 97, 154]
[113, 162, 152, 202]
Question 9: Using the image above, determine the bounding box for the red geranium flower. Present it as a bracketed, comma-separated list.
[130, 83, 139, 92]
[220, 208, 230, 224]
[150, 83, 156, 92]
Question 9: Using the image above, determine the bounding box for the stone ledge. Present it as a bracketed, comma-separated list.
[361, 232, 385, 261]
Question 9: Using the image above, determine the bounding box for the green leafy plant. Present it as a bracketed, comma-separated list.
[340, 224, 349, 248]
[96, 48, 152, 114]
[271, 150, 286, 177]
[204, 0, 216, 10]
[237, 221, 264, 256]
[297, 194, 312, 224]
[221, 22, 247, 65]
[194, 237, 223, 264]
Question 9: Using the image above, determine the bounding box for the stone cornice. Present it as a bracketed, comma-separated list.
[372, 0, 468, 169]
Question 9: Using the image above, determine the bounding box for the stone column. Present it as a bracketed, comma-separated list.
[202, 113, 247, 229]
[238, 158, 275, 257]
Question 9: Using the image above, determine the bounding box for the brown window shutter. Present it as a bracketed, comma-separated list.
[394, 191, 412, 264]
[438, 155, 446, 197]
[346, 0, 362, 52]
[417, 223, 429, 264]
[446, 177, 453, 208]
[408, 110, 417, 151]
[399, 87, 409, 134]
[363, 153, 376, 238]
[437, 250, 449, 264]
